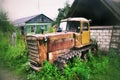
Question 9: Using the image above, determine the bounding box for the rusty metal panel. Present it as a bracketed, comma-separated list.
[48, 49, 70, 63]
[49, 38, 74, 52]
[38, 40, 47, 64]
[26, 32, 75, 66]
[75, 33, 82, 47]
[48, 32, 73, 41]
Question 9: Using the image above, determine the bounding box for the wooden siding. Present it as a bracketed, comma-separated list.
[25, 23, 52, 34]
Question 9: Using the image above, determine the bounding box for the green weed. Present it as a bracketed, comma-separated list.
[26, 52, 109, 80]
[0, 31, 119, 80]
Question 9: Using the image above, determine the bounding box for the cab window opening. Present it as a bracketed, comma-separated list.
[83, 23, 89, 31]
[67, 21, 80, 33]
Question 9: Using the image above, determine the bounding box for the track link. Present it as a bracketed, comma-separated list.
[54, 46, 90, 69]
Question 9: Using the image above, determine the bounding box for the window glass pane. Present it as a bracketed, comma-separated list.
[31, 25, 36, 32]
[67, 21, 80, 33]
[60, 22, 67, 31]
[83, 23, 88, 31]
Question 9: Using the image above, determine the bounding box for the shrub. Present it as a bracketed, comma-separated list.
[26, 52, 109, 80]
[0, 30, 110, 80]
[47, 27, 53, 33]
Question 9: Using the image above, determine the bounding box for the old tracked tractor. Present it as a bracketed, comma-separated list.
[26, 17, 94, 70]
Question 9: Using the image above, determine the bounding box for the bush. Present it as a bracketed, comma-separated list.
[26, 52, 109, 80]
[0, 31, 28, 77]
[0, 9, 15, 32]
[0, 28, 112, 80]
[47, 27, 53, 33]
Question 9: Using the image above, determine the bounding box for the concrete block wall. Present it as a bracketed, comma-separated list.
[90, 26, 113, 51]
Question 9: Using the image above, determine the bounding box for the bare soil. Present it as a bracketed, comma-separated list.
[0, 67, 24, 80]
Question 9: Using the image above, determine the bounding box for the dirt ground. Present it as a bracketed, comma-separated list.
[0, 67, 24, 80]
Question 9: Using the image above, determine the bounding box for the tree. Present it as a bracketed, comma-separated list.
[0, 9, 8, 20]
[0, 9, 15, 32]
[52, 2, 71, 27]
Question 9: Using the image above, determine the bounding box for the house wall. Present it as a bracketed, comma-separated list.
[25, 23, 52, 34]
[90, 26, 113, 51]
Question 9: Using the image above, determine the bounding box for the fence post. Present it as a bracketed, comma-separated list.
[11, 32, 16, 46]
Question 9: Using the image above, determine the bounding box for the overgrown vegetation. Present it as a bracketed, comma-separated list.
[26, 51, 110, 80]
[0, 31, 28, 77]
[0, 8, 120, 80]
[0, 23, 120, 80]
[0, 9, 15, 32]
[1, 30, 120, 80]
[1, 33, 120, 80]
[0, 9, 28, 79]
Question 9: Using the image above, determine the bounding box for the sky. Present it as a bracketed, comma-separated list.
[1, 0, 74, 21]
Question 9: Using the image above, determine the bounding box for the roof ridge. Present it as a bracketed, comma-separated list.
[14, 14, 38, 22]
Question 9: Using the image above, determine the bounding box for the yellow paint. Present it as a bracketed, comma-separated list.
[82, 31, 90, 44]
[81, 22, 90, 45]
[74, 21, 90, 47]
[74, 33, 81, 47]
[52, 25, 57, 32]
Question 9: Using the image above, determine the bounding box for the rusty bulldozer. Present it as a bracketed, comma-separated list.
[26, 17, 97, 70]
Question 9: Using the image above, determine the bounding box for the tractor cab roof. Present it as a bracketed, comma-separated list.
[61, 17, 90, 22]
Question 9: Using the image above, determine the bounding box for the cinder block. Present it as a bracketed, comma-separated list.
[96, 30, 102, 33]
[103, 42, 109, 45]
[91, 30, 97, 33]
[103, 30, 109, 33]
[105, 39, 111, 42]
[109, 30, 112, 33]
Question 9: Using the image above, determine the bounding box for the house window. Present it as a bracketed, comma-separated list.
[41, 17, 44, 22]
[40, 25, 47, 31]
[31, 26, 36, 33]
[21, 26, 25, 35]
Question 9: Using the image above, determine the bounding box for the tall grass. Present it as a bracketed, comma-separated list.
[0, 31, 120, 80]
[0, 32, 111, 80]
[26, 52, 109, 80]
[0, 31, 28, 78]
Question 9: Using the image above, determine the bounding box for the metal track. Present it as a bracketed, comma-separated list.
[54, 46, 90, 69]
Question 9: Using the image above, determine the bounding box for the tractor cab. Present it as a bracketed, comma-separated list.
[59, 17, 91, 47]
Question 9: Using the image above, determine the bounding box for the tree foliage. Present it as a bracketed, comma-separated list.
[0, 9, 15, 33]
[52, 2, 71, 26]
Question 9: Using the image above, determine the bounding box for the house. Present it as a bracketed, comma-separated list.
[14, 14, 53, 35]
[67, 0, 120, 26]
[67, 0, 120, 51]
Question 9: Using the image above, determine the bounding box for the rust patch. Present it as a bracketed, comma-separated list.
[49, 38, 74, 52]
[48, 49, 70, 63]
[38, 41, 47, 64]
